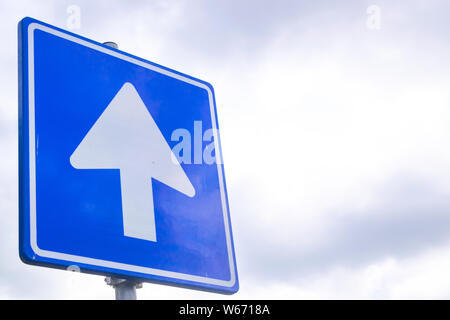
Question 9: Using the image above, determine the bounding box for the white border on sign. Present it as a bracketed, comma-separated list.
[27, 22, 236, 288]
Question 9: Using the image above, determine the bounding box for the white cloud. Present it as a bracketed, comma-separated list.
[245, 240, 450, 300]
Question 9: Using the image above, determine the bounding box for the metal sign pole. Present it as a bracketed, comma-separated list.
[102, 40, 142, 300]
[105, 277, 142, 300]
[103, 41, 118, 49]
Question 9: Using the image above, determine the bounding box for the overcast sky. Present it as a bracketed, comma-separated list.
[1, 0, 450, 299]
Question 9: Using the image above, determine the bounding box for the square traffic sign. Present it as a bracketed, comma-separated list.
[18, 17, 238, 294]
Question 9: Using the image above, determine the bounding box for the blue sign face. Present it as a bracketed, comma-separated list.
[18, 17, 238, 294]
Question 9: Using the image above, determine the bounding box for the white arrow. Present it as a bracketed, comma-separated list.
[70, 82, 195, 242]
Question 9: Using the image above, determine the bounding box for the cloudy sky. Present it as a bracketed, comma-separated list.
[2, 0, 450, 299]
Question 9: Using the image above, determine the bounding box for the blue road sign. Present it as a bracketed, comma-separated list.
[18, 17, 238, 294]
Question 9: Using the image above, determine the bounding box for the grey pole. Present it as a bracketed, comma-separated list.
[105, 277, 142, 300]
[102, 40, 142, 301]
[103, 41, 118, 49]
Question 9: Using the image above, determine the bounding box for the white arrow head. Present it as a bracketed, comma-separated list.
[70, 82, 195, 241]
